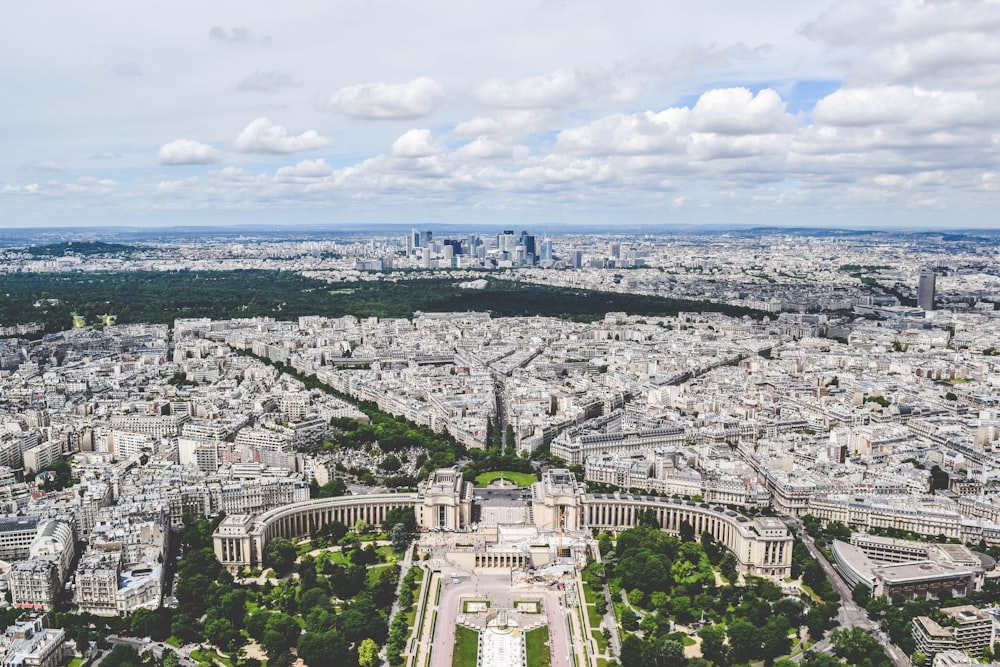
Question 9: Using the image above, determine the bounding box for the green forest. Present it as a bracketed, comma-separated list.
[18, 241, 152, 257]
[0, 271, 766, 335]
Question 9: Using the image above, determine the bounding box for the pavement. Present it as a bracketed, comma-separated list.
[106, 638, 201, 667]
[423, 573, 577, 667]
[782, 516, 910, 667]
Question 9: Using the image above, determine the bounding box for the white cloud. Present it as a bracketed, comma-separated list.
[803, 0, 1000, 87]
[813, 86, 985, 129]
[7, 1, 1000, 225]
[325, 77, 444, 120]
[391, 129, 443, 158]
[555, 87, 795, 158]
[453, 111, 556, 141]
[476, 66, 610, 109]
[691, 88, 794, 135]
[453, 137, 524, 160]
[1, 183, 41, 194]
[873, 174, 906, 188]
[155, 177, 198, 194]
[275, 159, 333, 179]
[556, 110, 688, 156]
[157, 139, 222, 165]
[234, 118, 330, 154]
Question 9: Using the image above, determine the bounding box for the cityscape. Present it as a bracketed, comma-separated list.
[0, 227, 997, 667]
[4, 1, 1000, 667]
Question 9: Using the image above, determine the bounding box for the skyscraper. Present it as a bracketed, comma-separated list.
[540, 238, 553, 261]
[918, 271, 936, 311]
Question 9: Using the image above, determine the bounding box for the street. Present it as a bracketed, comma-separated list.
[782, 516, 909, 667]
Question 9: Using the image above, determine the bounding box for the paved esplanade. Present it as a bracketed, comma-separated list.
[429, 574, 573, 667]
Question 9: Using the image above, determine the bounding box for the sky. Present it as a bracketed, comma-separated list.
[2, 0, 1000, 230]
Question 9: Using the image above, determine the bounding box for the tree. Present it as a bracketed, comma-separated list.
[760, 616, 792, 663]
[205, 618, 243, 653]
[772, 597, 804, 627]
[170, 611, 200, 644]
[699, 625, 728, 666]
[805, 606, 828, 639]
[338, 594, 388, 645]
[263, 537, 297, 576]
[679, 519, 695, 542]
[295, 629, 354, 667]
[130, 607, 172, 641]
[300, 588, 332, 615]
[351, 544, 378, 567]
[911, 651, 927, 665]
[103, 645, 142, 667]
[391, 523, 410, 552]
[370, 566, 400, 609]
[701, 531, 722, 564]
[636, 508, 660, 528]
[670, 595, 693, 623]
[865, 595, 889, 619]
[261, 613, 301, 659]
[357, 638, 378, 667]
[727, 618, 761, 663]
[801, 559, 825, 589]
[831, 626, 881, 664]
[621, 635, 644, 667]
[384, 507, 417, 533]
[620, 611, 639, 631]
[323, 520, 349, 543]
[851, 581, 870, 605]
[315, 478, 348, 498]
[646, 637, 686, 667]
[379, 455, 401, 472]
[736, 597, 771, 627]
[245, 610, 270, 640]
[162, 651, 179, 667]
[801, 651, 842, 667]
[930, 465, 950, 491]
[719, 552, 739, 583]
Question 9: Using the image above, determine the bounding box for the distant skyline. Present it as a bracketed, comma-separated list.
[3, 1, 1000, 229]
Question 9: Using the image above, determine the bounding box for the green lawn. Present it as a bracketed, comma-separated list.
[315, 549, 351, 566]
[377, 545, 398, 563]
[525, 626, 552, 667]
[474, 471, 538, 487]
[69, 659, 84, 667]
[452, 626, 479, 667]
[191, 649, 232, 667]
[587, 604, 603, 630]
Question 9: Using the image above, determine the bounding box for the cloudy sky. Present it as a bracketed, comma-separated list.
[2, 0, 1000, 229]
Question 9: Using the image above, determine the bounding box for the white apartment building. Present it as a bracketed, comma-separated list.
[74, 550, 121, 616]
[22, 441, 62, 475]
[0, 617, 68, 667]
[9, 560, 59, 611]
[109, 430, 156, 460]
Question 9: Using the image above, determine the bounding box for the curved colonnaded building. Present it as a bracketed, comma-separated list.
[213, 468, 792, 577]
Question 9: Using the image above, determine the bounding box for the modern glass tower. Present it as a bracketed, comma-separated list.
[918, 271, 936, 310]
